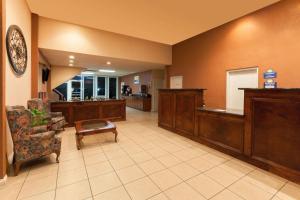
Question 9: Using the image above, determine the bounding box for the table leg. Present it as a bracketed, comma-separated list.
[113, 130, 118, 142]
[76, 134, 83, 150]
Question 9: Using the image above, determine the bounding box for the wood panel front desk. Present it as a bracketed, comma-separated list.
[50, 99, 126, 127]
[158, 88, 300, 182]
[158, 89, 205, 138]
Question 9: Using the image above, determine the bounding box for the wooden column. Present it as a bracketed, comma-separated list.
[0, 0, 6, 179]
[31, 13, 38, 98]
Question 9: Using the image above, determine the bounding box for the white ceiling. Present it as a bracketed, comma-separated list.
[27, 0, 279, 45]
[40, 48, 165, 76]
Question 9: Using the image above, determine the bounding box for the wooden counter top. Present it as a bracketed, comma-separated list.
[197, 107, 244, 116]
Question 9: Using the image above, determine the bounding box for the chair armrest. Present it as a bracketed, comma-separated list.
[30, 131, 55, 140]
[31, 125, 48, 134]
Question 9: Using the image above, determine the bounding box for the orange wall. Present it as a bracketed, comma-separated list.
[169, 0, 300, 109]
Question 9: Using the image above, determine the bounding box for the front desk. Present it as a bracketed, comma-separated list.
[158, 88, 300, 182]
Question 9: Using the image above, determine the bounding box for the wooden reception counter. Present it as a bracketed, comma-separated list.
[158, 88, 300, 182]
[158, 89, 205, 138]
[50, 99, 126, 127]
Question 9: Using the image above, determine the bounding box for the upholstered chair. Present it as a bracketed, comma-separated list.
[6, 106, 61, 175]
[27, 98, 66, 132]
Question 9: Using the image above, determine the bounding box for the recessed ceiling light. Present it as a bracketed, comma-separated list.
[69, 60, 74, 63]
[69, 63, 74, 66]
[69, 55, 75, 59]
[99, 69, 115, 73]
[106, 61, 111, 65]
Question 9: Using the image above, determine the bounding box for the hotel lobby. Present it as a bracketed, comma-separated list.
[1, 0, 300, 199]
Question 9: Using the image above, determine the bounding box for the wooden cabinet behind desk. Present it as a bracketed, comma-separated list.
[51, 99, 126, 127]
[158, 89, 205, 138]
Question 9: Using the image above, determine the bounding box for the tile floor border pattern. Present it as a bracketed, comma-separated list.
[1, 108, 299, 200]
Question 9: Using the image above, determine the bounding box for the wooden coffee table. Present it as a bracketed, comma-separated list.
[75, 119, 118, 150]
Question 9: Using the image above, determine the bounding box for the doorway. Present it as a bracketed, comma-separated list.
[226, 68, 258, 110]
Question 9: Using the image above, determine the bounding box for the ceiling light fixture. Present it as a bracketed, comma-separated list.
[69, 55, 75, 59]
[82, 71, 95, 75]
[99, 69, 115, 73]
[69, 63, 74, 66]
[69, 60, 74, 63]
[106, 61, 111, 65]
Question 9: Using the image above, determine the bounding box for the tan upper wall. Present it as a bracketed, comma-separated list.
[6, 0, 32, 106]
[169, 0, 300, 109]
[38, 17, 172, 65]
[51, 65, 84, 90]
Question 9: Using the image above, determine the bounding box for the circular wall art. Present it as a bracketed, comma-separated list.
[6, 25, 28, 76]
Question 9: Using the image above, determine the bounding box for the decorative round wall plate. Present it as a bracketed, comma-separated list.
[6, 25, 28, 76]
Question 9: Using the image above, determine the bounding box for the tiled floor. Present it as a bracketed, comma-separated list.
[1, 108, 300, 200]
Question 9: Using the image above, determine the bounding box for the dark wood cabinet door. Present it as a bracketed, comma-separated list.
[158, 91, 174, 129]
[196, 112, 244, 154]
[251, 98, 300, 172]
[174, 92, 195, 136]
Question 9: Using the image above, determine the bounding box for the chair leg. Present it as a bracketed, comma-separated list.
[55, 151, 60, 163]
[14, 161, 22, 176]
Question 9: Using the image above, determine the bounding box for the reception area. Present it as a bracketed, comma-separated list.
[1, 0, 300, 200]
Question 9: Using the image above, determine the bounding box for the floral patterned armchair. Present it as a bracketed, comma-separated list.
[27, 98, 66, 132]
[6, 106, 61, 175]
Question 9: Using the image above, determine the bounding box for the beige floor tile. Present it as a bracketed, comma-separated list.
[60, 150, 83, 162]
[204, 166, 239, 187]
[84, 152, 107, 166]
[86, 161, 114, 177]
[140, 142, 157, 150]
[27, 163, 58, 180]
[82, 146, 103, 157]
[147, 148, 169, 158]
[89, 172, 122, 195]
[116, 165, 146, 184]
[243, 169, 287, 194]
[18, 175, 57, 199]
[186, 156, 217, 172]
[110, 156, 135, 170]
[164, 182, 206, 200]
[219, 159, 255, 178]
[211, 189, 243, 200]
[229, 179, 273, 200]
[201, 153, 227, 165]
[55, 180, 92, 200]
[156, 154, 181, 167]
[277, 182, 300, 200]
[125, 177, 160, 200]
[129, 151, 153, 163]
[105, 149, 127, 160]
[170, 163, 200, 180]
[57, 167, 87, 187]
[149, 169, 182, 191]
[93, 186, 131, 200]
[173, 148, 205, 161]
[59, 158, 85, 172]
[19, 190, 55, 200]
[148, 193, 169, 200]
[138, 159, 166, 175]
[0, 182, 23, 200]
[186, 174, 224, 199]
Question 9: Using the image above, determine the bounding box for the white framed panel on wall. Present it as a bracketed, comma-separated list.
[170, 76, 183, 89]
[226, 67, 258, 110]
